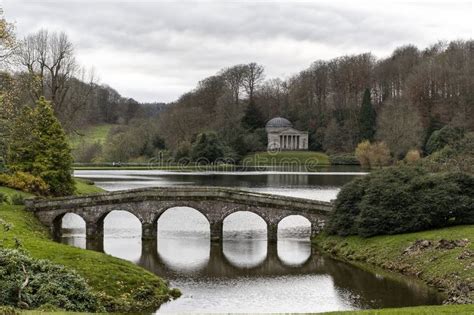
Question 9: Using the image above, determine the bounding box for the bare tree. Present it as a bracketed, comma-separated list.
[15, 29, 95, 126]
[242, 62, 264, 103]
[222, 64, 246, 105]
[376, 98, 425, 159]
[0, 10, 16, 66]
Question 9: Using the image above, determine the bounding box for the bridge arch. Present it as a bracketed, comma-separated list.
[52, 212, 86, 240]
[277, 215, 312, 240]
[101, 210, 142, 237]
[155, 206, 211, 239]
[222, 210, 268, 240]
[154, 204, 212, 226]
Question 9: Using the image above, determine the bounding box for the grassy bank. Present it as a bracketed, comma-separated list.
[314, 225, 474, 304]
[68, 124, 116, 149]
[242, 151, 330, 166]
[324, 304, 474, 314]
[0, 187, 178, 312]
[74, 178, 106, 194]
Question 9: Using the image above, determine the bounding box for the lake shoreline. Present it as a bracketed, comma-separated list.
[313, 227, 474, 306]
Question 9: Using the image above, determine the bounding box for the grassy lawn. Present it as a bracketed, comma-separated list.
[0, 186, 178, 312]
[314, 225, 474, 304]
[0, 186, 34, 199]
[242, 151, 330, 166]
[74, 178, 105, 195]
[68, 124, 117, 149]
[323, 304, 474, 314]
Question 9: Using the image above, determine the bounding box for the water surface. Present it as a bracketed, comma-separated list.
[60, 169, 443, 313]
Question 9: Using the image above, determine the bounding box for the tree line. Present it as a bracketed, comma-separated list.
[1, 10, 473, 164]
[158, 40, 473, 162]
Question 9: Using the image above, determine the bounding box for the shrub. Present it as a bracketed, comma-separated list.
[404, 149, 421, 164]
[191, 132, 226, 163]
[425, 125, 464, 154]
[10, 194, 25, 205]
[423, 132, 474, 175]
[355, 140, 391, 168]
[329, 153, 360, 165]
[8, 98, 74, 196]
[325, 176, 369, 236]
[0, 192, 7, 204]
[0, 172, 49, 196]
[73, 141, 103, 163]
[355, 140, 371, 167]
[174, 141, 192, 162]
[0, 249, 102, 312]
[327, 165, 474, 237]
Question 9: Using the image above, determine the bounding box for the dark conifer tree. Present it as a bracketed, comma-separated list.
[241, 100, 265, 131]
[359, 88, 376, 141]
[9, 97, 75, 196]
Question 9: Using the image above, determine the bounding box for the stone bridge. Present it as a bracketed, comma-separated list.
[25, 186, 333, 243]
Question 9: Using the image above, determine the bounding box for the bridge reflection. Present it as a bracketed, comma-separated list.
[80, 237, 443, 309]
[84, 238, 319, 277]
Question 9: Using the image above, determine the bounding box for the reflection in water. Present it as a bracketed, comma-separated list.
[157, 237, 209, 273]
[277, 240, 311, 266]
[223, 240, 267, 268]
[60, 172, 443, 313]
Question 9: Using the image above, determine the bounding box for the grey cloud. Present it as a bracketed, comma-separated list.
[3, 0, 471, 102]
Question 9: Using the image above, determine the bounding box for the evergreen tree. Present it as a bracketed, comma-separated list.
[358, 88, 376, 141]
[241, 100, 265, 131]
[9, 97, 75, 196]
[191, 132, 225, 163]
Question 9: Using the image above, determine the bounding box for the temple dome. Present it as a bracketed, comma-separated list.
[265, 117, 292, 129]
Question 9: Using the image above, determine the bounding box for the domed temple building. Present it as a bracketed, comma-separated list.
[265, 117, 308, 151]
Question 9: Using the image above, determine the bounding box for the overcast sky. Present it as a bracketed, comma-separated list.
[3, 0, 473, 103]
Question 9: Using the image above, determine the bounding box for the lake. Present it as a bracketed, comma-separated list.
[59, 169, 443, 313]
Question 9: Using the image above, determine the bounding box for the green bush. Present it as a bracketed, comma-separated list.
[0, 248, 102, 312]
[0, 172, 49, 196]
[10, 194, 25, 205]
[423, 132, 474, 174]
[325, 176, 369, 236]
[8, 97, 74, 196]
[425, 125, 464, 154]
[0, 192, 7, 204]
[191, 132, 226, 163]
[327, 165, 474, 237]
[329, 153, 360, 165]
